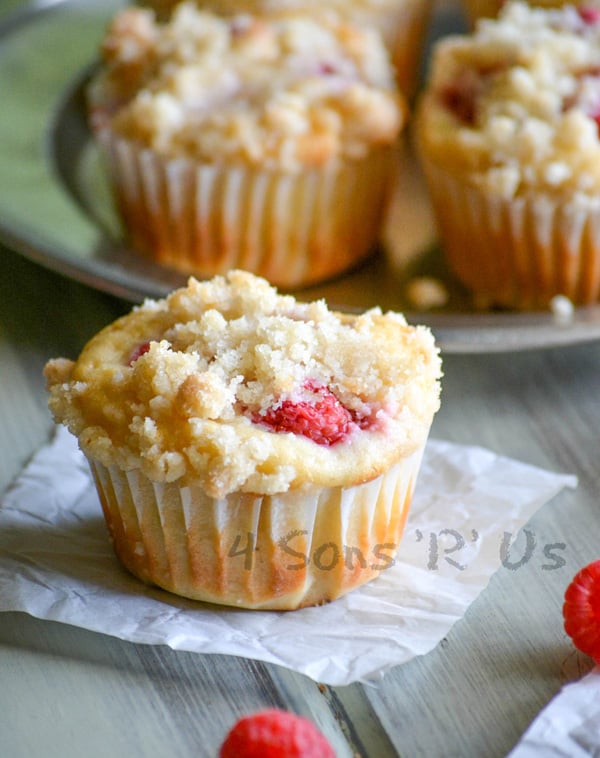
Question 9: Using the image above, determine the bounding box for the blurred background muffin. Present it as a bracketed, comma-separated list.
[415, 1, 600, 310]
[137, 0, 434, 97]
[88, 3, 405, 289]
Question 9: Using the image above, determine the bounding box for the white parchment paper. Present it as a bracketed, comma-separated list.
[0, 427, 577, 685]
[509, 667, 600, 757]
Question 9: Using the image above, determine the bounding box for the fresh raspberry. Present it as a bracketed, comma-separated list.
[578, 6, 600, 24]
[127, 341, 151, 365]
[254, 382, 354, 446]
[563, 559, 600, 663]
[219, 709, 335, 758]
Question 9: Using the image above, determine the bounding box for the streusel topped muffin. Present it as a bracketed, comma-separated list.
[88, 4, 404, 288]
[45, 271, 441, 609]
[419, 1, 600, 195]
[46, 271, 439, 497]
[137, 0, 433, 96]
[89, 4, 403, 171]
[416, 1, 600, 308]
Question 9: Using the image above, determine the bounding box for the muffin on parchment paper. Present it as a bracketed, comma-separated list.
[87, 3, 405, 290]
[415, 1, 600, 310]
[44, 271, 441, 610]
[138, 0, 433, 97]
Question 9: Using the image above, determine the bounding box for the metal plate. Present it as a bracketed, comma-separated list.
[2, 0, 600, 352]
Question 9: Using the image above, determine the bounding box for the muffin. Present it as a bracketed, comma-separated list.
[44, 270, 442, 610]
[137, 0, 433, 97]
[88, 3, 405, 290]
[415, 1, 600, 310]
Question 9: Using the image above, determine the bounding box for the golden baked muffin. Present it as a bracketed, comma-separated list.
[88, 3, 405, 289]
[44, 271, 441, 610]
[138, 0, 433, 97]
[415, 1, 600, 310]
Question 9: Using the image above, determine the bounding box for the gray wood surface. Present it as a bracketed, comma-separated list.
[2, 2, 599, 756]
[3, 218, 598, 758]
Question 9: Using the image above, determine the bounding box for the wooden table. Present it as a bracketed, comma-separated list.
[2, 2, 600, 757]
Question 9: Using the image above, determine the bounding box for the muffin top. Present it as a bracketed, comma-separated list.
[88, 2, 404, 171]
[416, 1, 600, 199]
[45, 271, 441, 498]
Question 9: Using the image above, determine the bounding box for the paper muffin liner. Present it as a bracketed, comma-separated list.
[98, 130, 394, 290]
[420, 157, 600, 310]
[87, 442, 426, 611]
[371, 0, 433, 98]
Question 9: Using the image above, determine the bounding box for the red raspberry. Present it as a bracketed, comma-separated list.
[255, 382, 354, 446]
[127, 341, 151, 365]
[219, 709, 335, 758]
[563, 559, 600, 663]
[579, 6, 600, 24]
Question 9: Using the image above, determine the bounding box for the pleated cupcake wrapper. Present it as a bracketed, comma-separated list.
[374, 0, 434, 98]
[99, 131, 393, 289]
[87, 444, 425, 611]
[460, 0, 502, 27]
[421, 158, 600, 309]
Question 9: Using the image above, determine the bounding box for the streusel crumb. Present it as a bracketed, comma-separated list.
[88, 3, 404, 170]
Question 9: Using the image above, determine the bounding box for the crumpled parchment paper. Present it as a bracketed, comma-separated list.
[509, 666, 600, 757]
[0, 427, 577, 685]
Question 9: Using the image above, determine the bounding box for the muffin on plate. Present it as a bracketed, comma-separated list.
[87, 3, 405, 290]
[415, 1, 600, 310]
[44, 270, 441, 610]
[137, 0, 433, 97]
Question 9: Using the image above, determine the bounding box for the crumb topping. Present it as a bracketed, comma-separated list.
[405, 276, 450, 310]
[45, 271, 441, 497]
[146, 0, 405, 14]
[417, 1, 600, 198]
[88, 3, 404, 171]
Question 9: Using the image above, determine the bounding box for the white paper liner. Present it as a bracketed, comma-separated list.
[88, 446, 423, 611]
[0, 427, 577, 685]
[101, 131, 392, 289]
[380, 0, 433, 97]
[508, 666, 600, 757]
[420, 157, 600, 309]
